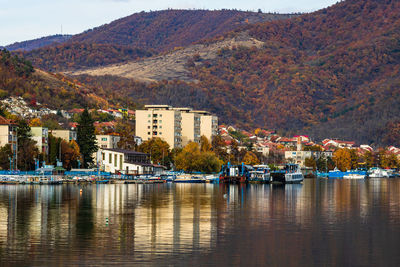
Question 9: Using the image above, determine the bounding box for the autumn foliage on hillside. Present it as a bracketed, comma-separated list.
[186, 0, 400, 145]
[20, 10, 294, 72]
[0, 49, 107, 109]
[76, 0, 400, 146]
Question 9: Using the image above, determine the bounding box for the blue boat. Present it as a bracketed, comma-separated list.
[317, 168, 368, 179]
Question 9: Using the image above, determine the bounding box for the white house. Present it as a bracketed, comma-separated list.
[285, 150, 333, 167]
[97, 148, 153, 175]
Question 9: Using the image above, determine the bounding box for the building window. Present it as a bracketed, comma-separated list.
[148, 132, 150, 135]
[159, 120, 162, 123]
[148, 126, 150, 129]
[148, 120, 150, 123]
[159, 132, 162, 135]
[120, 155, 123, 170]
[159, 114, 162, 117]
[109, 154, 112, 164]
[101, 137, 107, 141]
[148, 114, 151, 117]
[114, 154, 117, 167]
[102, 153, 105, 161]
[159, 126, 162, 129]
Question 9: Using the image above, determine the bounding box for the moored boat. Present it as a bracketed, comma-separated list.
[219, 163, 252, 183]
[248, 165, 271, 183]
[369, 168, 389, 178]
[343, 173, 366, 179]
[271, 164, 304, 184]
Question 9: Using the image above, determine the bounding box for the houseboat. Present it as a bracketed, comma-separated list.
[271, 164, 304, 184]
[248, 165, 271, 183]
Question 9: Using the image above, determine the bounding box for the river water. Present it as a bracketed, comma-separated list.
[0, 179, 400, 266]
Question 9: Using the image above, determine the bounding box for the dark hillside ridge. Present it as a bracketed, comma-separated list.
[69, 9, 296, 52]
[6, 35, 72, 51]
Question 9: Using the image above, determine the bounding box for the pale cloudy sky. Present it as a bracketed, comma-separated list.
[0, 0, 338, 46]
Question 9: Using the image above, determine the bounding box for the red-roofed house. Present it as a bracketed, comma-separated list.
[322, 139, 355, 149]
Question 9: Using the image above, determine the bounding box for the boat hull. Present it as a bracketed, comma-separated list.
[219, 175, 247, 184]
[271, 172, 303, 184]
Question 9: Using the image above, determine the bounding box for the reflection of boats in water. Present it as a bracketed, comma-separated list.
[271, 164, 304, 184]
[248, 165, 271, 183]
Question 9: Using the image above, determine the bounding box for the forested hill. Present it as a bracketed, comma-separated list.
[0, 49, 109, 109]
[69, 10, 295, 52]
[188, 0, 400, 145]
[20, 10, 295, 72]
[75, 0, 400, 145]
[6, 35, 72, 51]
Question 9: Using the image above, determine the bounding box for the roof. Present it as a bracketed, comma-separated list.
[0, 116, 16, 126]
[69, 108, 84, 113]
[102, 148, 149, 155]
[191, 110, 211, 115]
[279, 137, 296, 142]
[152, 164, 168, 169]
[144, 105, 172, 109]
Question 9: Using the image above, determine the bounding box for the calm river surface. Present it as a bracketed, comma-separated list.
[1, 179, 400, 266]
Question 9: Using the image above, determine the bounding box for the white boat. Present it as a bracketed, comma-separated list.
[271, 164, 304, 183]
[248, 165, 271, 183]
[343, 173, 365, 179]
[369, 168, 389, 178]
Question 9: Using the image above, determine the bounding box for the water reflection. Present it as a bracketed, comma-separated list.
[1, 179, 400, 266]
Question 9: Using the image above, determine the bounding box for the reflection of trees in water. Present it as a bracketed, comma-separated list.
[76, 189, 94, 244]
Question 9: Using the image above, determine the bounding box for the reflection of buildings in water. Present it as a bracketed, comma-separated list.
[133, 184, 214, 254]
[285, 184, 310, 225]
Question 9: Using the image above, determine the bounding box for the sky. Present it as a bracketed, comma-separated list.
[0, 0, 338, 46]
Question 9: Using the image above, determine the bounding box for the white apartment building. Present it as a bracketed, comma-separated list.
[96, 134, 120, 149]
[135, 105, 218, 149]
[31, 127, 49, 155]
[178, 108, 201, 146]
[0, 116, 17, 157]
[136, 105, 182, 148]
[193, 110, 218, 142]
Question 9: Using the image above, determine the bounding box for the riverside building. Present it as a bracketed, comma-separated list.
[135, 105, 218, 148]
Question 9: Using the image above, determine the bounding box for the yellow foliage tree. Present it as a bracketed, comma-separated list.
[333, 148, 352, 171]
[29, 118, 42, 127]
[243, 151, 260, 165]
[175, 142, 222, 173]
[380, 151, 399, 169]
[200, 135, 211, 152]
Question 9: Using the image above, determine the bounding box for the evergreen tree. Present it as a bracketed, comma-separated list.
[17, 119, 39, 170]
[77, 109, 98, 168]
